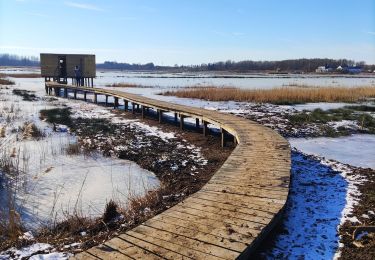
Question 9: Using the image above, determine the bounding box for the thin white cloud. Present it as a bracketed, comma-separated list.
[212, 30, 246, 37]
[117, 16, 137, 21]
[64, 1, 104, 11]
[25, 12, 50, 18]
[232, 32, 245, 37]
[364, 31, 375, 35]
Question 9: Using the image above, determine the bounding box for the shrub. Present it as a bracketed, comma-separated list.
[103, 200, 119, 223]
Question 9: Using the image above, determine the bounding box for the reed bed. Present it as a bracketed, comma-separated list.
[0, 78, 15, 85]
[162, 86, 375, 104]
[0, 73, 41, 78]
[106, 82, 150, 88]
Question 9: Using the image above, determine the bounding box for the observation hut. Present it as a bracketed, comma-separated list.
[40, 53, 96, 87]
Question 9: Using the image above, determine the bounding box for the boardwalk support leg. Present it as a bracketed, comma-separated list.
[124, 100, 128, 111]
[64, 88, 68, 98]
[196, 118, 200, 128]
[180, 115, 185, 130]
[158, 109, 163, 123]
[94, 93, 97, 103]
[221, 128, 228, 147]
[174, 113, 178, 122]
[105, 95, 108, 106]
[114, 97, 119, 108]
[84, 92, 87, 101]
[142, 106, 146, 119]
[203, 121, 209, 136]
[74, 90, 77, 99]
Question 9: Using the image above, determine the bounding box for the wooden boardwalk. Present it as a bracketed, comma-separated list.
[46, 83, 291, 259]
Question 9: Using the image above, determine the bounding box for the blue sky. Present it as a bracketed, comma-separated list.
[0, 0, 374, 65]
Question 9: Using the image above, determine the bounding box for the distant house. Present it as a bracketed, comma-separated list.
[343, 66, 362, 74]
[315, 66, 328, 73]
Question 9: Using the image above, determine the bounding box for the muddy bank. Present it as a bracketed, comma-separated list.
[338, 166, 375, 259]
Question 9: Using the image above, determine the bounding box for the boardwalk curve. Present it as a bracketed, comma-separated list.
[45, 82, 291, 259]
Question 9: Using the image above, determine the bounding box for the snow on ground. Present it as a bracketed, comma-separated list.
[291, 102, 356, 111]
[0, 88, 160, 230]
[289, 134, 375, 169]
[262, 150, 364, 259]
[1, 84, 208, 230]
[0, 243, 70, 260]
[67, 97, 179, 141]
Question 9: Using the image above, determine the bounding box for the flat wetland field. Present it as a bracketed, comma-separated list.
[0, 68, 374, 259]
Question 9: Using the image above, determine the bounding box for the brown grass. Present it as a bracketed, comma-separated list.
[65, 143, 81, 155]
[162, 86, 375, 104]
[106, 83, 150, 88]
[0, 78, 15, 85]
[0, 73, 41, 78]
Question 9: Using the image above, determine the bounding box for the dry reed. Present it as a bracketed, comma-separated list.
[162, 86, 375, 104]
[106, 83, 149, 88]
[0, 73, 41, 78]
[0, 78, 15, 85]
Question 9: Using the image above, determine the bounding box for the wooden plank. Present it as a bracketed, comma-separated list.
[144, 217, 250, 251]
[120, 228, 217, 259]
[119, 233, 188, 259]
[105, 237, 163, 259]
[70, 251, 101, 260]
[86, 244, 131, 259]
[127, 225, 233, 259]
[148, 213, 256, 243]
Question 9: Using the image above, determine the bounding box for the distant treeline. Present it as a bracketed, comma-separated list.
[193, 59, 370, 72]
[1, 53, 374, 72]
[96, 59, 374, 72]
[0, 54, 40, 66]
[96, 61, 156, 70]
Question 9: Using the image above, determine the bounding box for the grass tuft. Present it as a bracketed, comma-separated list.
[12, 89, 38, 101]
[0, 78, 15, 85]
[103, 200, 119, 223]
[40, 108, 73, 127]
